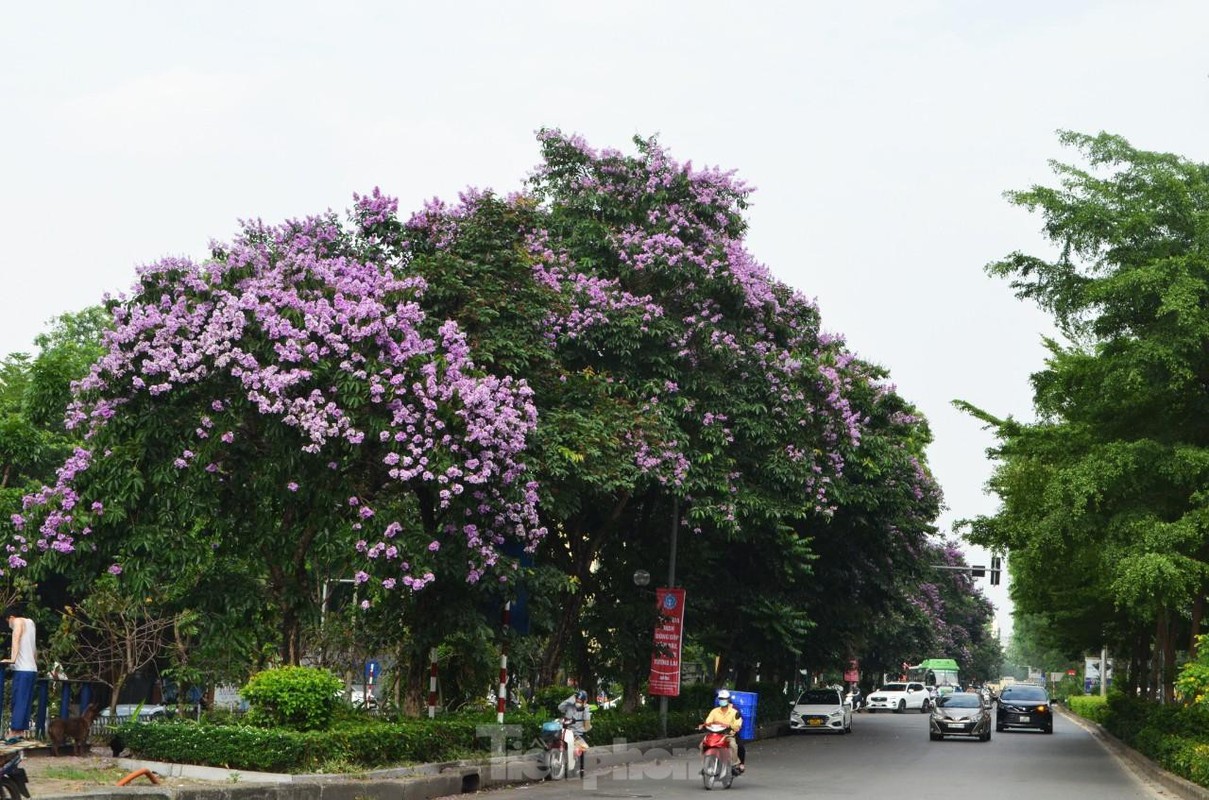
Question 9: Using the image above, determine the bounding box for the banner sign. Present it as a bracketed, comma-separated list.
[648, 588, 687, 697]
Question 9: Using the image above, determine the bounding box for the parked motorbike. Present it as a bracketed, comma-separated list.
[0, 749, 30, 800]
[699, 722, 741, 790]
[539, 718, 583, 780]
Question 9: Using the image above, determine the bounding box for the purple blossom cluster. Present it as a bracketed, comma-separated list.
[9, 130, 940, 597]
[11, 205, 546, 589]
[526, 129, 880, 516]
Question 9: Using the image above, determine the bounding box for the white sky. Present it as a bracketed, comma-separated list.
[4, 0, 1209, 642]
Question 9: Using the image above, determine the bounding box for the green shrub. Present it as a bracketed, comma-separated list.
[1089, 693, 1209, 790]
[750, 681, 790, 724]
[1176, 634, 1209, 707]
[1103, 692, 1159, 746]
[531, 686, 576, 717]
[241, 666, 344, 731]
[1051, 675, 1083, 703]
[1066, 695, 1109, 724]
[666, 683, 716, 715]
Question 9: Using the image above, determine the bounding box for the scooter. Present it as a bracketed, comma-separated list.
[699, 723, 741, 790]
[0, 749, 30, 800]
[539, 718, 583, 781]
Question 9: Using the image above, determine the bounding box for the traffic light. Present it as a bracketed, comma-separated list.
[990, 555, 1002, 585]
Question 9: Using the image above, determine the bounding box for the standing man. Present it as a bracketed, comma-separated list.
[2, 607, 36, 743]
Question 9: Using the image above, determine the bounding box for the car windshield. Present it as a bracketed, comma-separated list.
[938, 693, 981, 708]
[796, 690, 838, 705]
[879, 683, 907, 692]
[1001, 687, 1047, 702]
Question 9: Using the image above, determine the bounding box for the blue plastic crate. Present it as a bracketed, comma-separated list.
[723, 691, 757, 740]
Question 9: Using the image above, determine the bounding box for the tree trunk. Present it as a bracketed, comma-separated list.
[1127, 631, 1144, 696]
[1161, 609, 1176, 704]
[538, 589, 588, 686]
[1190, 591, 1205, 659]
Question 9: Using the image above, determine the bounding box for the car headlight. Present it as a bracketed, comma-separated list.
[791, 712, 800, 720]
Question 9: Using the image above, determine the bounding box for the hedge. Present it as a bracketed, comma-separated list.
[119, 709, 708, 773]
[1066, 693, 1209, 790]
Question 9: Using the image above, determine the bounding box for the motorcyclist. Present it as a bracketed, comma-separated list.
[557, 690, 592, 762]
[699, 689, 744, 773]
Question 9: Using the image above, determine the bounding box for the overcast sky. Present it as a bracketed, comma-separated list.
[4, 1, 1208, 642]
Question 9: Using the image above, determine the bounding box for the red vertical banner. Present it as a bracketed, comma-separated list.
[648, 587, 687, 697]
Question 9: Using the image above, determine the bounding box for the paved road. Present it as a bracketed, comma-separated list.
[451, 708, 1165, 799]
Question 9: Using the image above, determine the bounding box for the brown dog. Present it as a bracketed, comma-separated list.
[48, 703, 100, 756]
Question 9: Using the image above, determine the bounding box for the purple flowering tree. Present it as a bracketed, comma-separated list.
[6, 130, 959, 701]
[385, 131, 886, 689]
[10, 202, 545, 664]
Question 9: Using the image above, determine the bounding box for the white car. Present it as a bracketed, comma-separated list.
[789, 687, 852, 733]
[865, 681, 931, 713]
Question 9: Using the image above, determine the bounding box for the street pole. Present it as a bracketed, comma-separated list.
[661, 496, 678, 739]
[1100, 644, 1108, 698]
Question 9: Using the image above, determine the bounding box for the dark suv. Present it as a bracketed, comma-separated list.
[995, 684, 1053, 733]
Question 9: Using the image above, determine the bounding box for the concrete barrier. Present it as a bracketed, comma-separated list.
[34, 720, 792, 800]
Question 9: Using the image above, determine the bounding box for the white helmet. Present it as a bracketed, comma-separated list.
[717, 689, 731, 700]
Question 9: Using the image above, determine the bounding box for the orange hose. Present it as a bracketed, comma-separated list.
[115, 768, 160, 786]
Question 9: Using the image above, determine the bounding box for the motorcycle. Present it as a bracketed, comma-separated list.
[539, 718, 583, 780]
[0, 749, 30, 800]
[699, 722, 741, 790]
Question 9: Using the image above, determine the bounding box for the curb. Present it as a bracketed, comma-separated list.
[1058, 705, 1209, 800]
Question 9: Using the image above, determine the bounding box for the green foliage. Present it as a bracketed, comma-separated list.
[666, 683, 717, 715]
[119, 710, 706, 773]
[1088, 693, 1209, 789]
[1050, 674, 1083, 703]
[1066, 694, 1109, 724]
[959, 131, 1209, 684]
[531, 686, 575, 716]
[1175, 635, 1209, 707]
[241, 666, 343, 731]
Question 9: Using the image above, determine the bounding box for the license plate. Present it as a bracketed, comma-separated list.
[945, 723, 964, 729]
[808, 719, 823, 726]
[1018, 715, 1030, 722]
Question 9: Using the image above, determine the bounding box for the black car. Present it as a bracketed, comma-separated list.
[995, 684, 1053, 733]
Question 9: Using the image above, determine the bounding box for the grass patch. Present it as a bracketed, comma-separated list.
[40, 764, 130, 784]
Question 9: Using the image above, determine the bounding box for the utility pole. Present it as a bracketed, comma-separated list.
[660, 496, 678, 739]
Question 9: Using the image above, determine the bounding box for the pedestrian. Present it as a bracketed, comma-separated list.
[1, 607, 36, 743]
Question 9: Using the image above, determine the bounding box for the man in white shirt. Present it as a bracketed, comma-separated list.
[2, 607, 37, 743]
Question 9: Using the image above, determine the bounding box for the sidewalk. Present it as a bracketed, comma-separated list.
[1058, 705, 1209, 800]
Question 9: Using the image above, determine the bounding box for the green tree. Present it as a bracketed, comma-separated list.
[960, 131, 1209, 701]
